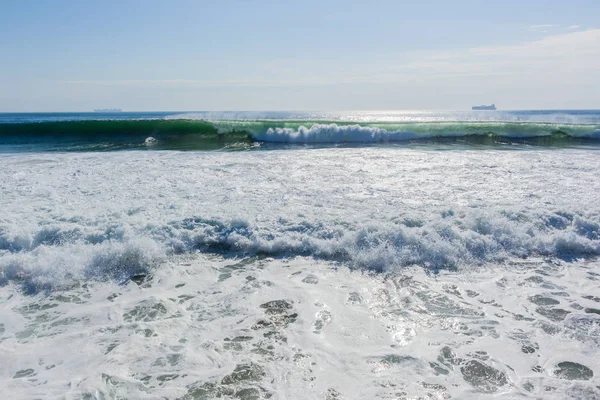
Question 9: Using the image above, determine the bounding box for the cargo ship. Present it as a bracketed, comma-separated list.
[472, 104, 497, 111]
[94, 108, 122, 113]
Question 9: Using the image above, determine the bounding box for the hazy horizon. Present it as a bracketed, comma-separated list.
[1, 0, 598, 112]
[2, 107, 600, 114]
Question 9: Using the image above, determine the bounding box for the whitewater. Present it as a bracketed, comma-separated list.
[1, 111, 600, 399]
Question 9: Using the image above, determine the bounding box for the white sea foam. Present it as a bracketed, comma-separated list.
[1, 148, 600, 398]
[256, 124, 424, 142]
[2, 208, 599, 292]
[1, 149, 599, 291]
[1, 255, 599, 399]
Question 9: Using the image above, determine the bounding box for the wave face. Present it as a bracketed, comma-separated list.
[1, 148, 599, 292]
[0, 118, 599, 151]
[0, 120, 252, 151]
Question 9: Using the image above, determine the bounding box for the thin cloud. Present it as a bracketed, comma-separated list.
[529, 24, 560, 33]
[56, 29, 600, 88]
[381, 29, 599, 81]
[569, 25, 581, 29]
[57, 77, 354, 88]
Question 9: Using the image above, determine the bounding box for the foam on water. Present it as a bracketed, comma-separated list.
[3, 208, 600, 293]
[1, 256, 599, 399]
[1, 146, 600, 398]
[1, 149, 599, 292]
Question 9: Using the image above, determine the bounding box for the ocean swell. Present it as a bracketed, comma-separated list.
[0, 119, 599, 151]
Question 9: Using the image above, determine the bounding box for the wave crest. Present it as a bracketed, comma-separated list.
[254, 123, 600, 143]
[2, 208, 599, 292]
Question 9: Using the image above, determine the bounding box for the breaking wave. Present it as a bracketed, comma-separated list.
[254, 122, 600, 143]
[1, 119, 599, 151]
[2, 208, 599, 292]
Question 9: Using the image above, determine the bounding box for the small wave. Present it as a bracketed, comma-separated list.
[2, 209, 599, 292]
[0, 238, 164, 294]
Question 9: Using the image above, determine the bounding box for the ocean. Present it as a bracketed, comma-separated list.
[1, 110, 599, 399]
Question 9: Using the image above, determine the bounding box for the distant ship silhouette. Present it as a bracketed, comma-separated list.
[94, 108, 122, 113]
[472, 104, 497, 111]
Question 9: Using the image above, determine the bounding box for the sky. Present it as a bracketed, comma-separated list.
[0, 0, 599, 111]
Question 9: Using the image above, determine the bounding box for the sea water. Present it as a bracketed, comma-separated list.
[1, 111, 599, 399]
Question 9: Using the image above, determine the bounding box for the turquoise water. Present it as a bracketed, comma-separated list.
[1, 110, 599, 152]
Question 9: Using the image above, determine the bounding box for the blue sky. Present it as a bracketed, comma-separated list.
[1, 0, 598, 111]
